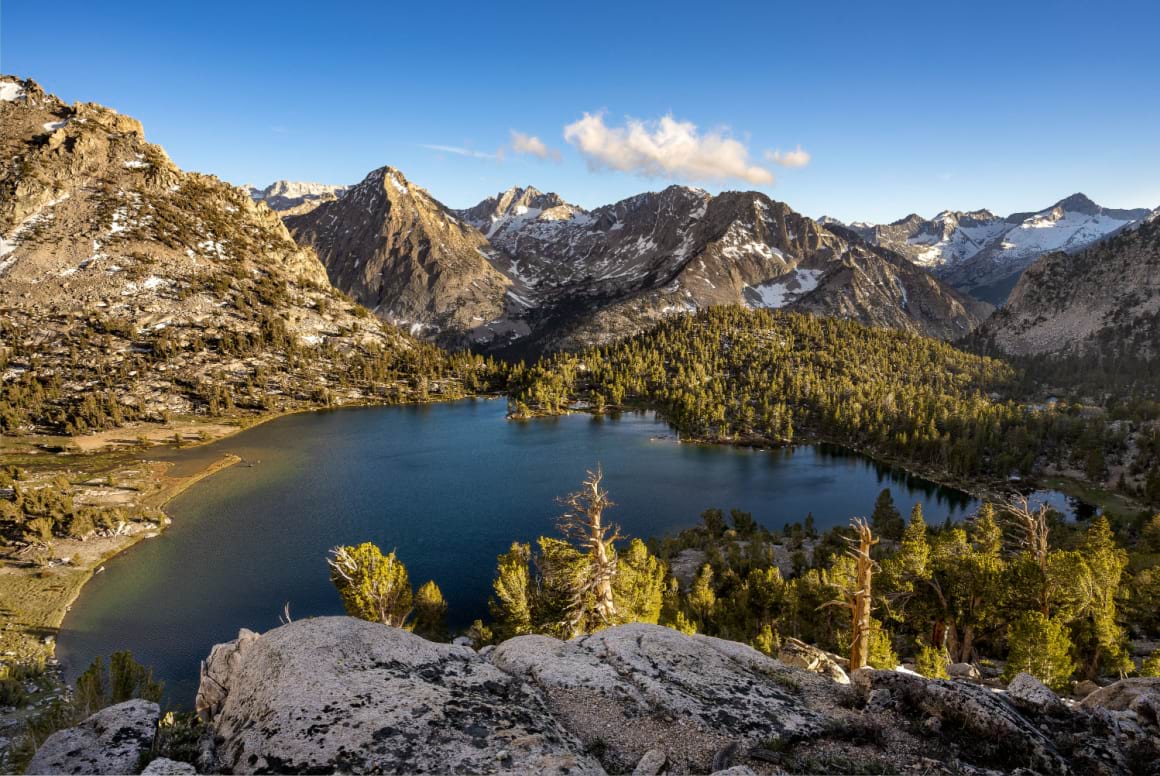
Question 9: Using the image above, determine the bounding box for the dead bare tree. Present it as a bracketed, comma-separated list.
[1002, 495, 1051, 614]
[557, 465, 621, 634]
[823, 518, 880, 671]
[848, 518, 879, 670]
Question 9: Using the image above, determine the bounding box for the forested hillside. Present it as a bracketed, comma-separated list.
[509, 306, 1132, 488]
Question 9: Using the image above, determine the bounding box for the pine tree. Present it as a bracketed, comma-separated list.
[327, 543, 413, 627]
[688, 564, 717, 628]
[556, 466, 620, 634]
[489, 542, 533, 639]
[611, 539, 666, 624]
[1074, 517, 1131, 678]
[753, 623, 779, 656]
[915, 645, 950, 679]
[870, 489, 904, 541]
[1004, 611, 1076, 691]
[412, 580, 449, 642]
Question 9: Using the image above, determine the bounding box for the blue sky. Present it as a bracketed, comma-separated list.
[3, 0, 1158, 222]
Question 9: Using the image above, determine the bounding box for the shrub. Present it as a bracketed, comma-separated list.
[915, 645, 950, 679]
[1003, 611, 1076, 691]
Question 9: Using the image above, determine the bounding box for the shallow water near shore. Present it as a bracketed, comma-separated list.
[56, 399, 1078, 705]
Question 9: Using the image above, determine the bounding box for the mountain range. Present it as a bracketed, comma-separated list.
[283, 169, 991, 354]
[972, 209, 1160, 359]
[243, 180, 347, 216]
[3, 71, 1157, 401]
[833, 194, 1152, 305]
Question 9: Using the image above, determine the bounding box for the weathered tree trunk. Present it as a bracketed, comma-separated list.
[586, 489, 618, 624]
[1005, 497, 1052, 615]
[957, 624, 975, 664]
[559, 466, 620, 635]
[849, 518, 878, 671]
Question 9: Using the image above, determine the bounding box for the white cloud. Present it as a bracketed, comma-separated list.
[563, 112, 773, 185]
[420, 143, 498, 160]
[510, 130, 560, 161]
[765, 145, 811, 168]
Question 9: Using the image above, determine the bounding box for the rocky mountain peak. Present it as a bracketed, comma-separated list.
[0, 74, 432, 432]
[1053, 191, 1101, 215]
[285, 164, 512, 345]
[971, 214, 1160, 358]
[246, 179, 347, 215]
[849, 193, 1151, 304]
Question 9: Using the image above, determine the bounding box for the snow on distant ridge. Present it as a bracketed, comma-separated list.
[747, 268, 823, 309]
[0, 81, 25, 102]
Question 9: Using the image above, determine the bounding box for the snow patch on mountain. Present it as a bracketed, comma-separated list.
[746, 269, 823, 309]
[0, 81, 25, 102]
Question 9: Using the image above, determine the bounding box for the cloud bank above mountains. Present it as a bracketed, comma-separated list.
[422, 111, 810, 188]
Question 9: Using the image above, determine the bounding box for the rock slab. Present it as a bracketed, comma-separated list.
[198, 617, 601, 774]
[27, 699, 159, 775]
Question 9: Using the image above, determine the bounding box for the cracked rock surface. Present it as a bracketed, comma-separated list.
[38, 618, 1157, 774]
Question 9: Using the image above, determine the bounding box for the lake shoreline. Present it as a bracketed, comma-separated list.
[0, 394, 505, 662]
[7, 394, 1113, 710]
[514, 402, 1026, 508]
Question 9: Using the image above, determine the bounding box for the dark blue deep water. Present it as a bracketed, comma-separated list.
[57, 399, 983, 704]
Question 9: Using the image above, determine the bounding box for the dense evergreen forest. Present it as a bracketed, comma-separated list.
[508, 306, 1160, 506]
[324, 471, 1160, 693]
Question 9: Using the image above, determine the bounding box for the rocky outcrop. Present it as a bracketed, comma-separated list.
[777, 637, 850, 685]
[0, 76, 440, 434]
[490, 625, 828, 772]
[855, 668, 1159, 775]
[186, 617, 1160, 775]
[1007, 672, 1068, 715]
[1081, 678, 1160, 727]
[139, 758, 197, 775]
[197, 617, 599, 774]
[27, 699, 160, 775]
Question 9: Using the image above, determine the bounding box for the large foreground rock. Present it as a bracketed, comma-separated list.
[27, 699, 159, 775]
[1081, 677, 1160, 727]
[184, 618, 1160, 775]
[198, 617, 599, 774]
[491, 624, 830, 771]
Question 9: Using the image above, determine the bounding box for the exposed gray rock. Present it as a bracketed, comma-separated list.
[492, 624, 827, 743]
[852, 669, 1068, 773]
[1006, 672, 1067, 715]
[491, 623, 829, 772]
[1080, 677, 1160, 728]
[140, 757, 197, 774]
[1075, 679, 1101, 699]
[946, 662, 980, 680]
[27, 699, 159, 775]
[195, 627, 259, 721]
[668, 548, 707, 589]
[777, 637, 850, 685]
[198, 617, 600, 774]
[177, 618, 1159, 776]
[631, 748, 667, 775]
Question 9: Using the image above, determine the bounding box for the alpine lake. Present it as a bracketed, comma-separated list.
[56, 398, 1091, 703]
